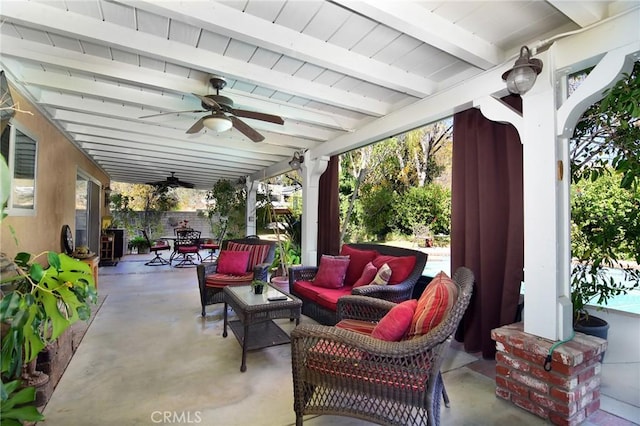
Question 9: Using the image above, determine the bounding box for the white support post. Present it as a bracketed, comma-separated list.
[477, 44, 638, 341]
[300, 154, 329, 267]
[245, 178, 260, 237]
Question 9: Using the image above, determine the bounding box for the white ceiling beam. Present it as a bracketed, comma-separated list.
[1, 1, 391, 115]
[333, 0, 503, 69]
[547, 1, 609, 27]
[15, 60, 362, 131]
[63, 124, 286, 162]
[80, 141, 269, 171]
[119, 0, 436, 97]
[37, 92, 319, 150]
[85, 149, 254, 175]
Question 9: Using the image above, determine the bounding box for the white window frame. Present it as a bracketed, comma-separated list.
[1, 122, 38, 216]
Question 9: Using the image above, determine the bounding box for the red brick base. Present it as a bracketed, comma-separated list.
[491, 323, 607, 426]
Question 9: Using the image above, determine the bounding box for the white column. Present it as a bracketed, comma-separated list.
[245, 178, 260, 237]
[520, 47, 573, 340]
[300, 154, 329, 267]
[482, 45, 636, 341]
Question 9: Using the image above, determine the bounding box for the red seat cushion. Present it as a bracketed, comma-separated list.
[313, 255, 350, 289]
[291, 280, 323, 303]
[407, 271, 458, 338]
[306, 340, 428, 392]
[177, 245, 199, 253]
[340, 245, 379, 287]
[315, 287, 353, 311]
[216, 250, 251, 275]
[371, 299, 418, 341]
[205, 272, 254, 287]
[372, 255, 417, 284]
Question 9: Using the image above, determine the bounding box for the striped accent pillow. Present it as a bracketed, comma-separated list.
[227, 242, 270, 271]
[369, 263, 391, 286]
[335, 319, 377, 335]
[407, 271, 458, 338]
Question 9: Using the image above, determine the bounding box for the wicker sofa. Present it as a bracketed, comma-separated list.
[288, 243, 427, 325]
[291, 267, 474, 426]
[196, 237, 277, 316]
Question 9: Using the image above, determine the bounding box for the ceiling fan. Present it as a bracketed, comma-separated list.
[146, 172, 195, 189]
[140, 76, 284, 142]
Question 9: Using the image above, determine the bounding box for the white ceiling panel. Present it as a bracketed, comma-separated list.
[136, 10, 169, 38]
[1, 0, 634, 189]
[101, 1, 136, 27]
[275, 1, 323, 32]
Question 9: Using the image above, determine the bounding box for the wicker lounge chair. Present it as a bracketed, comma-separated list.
[196, 237, 277, 316]
[290, 266, 474, 426]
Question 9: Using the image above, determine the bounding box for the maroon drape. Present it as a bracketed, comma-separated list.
[451, 95, 524, 359]
[317, 155, 340, 259]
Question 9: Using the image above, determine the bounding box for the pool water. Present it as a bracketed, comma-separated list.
[423, 259, 640, 315]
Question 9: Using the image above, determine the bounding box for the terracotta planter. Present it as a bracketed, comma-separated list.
[271, 276, 289, 293]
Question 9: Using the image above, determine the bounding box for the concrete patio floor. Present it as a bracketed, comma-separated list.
[39, 253, 639, 425]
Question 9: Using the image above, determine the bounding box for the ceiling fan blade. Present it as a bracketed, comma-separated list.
[139, 110, 206, 119]
[232, 109, 284, 125]
[186, 117, 205, 134]
[230, 116, 265, 142]
[177, 180, 195, 189]
[192, 93, 221, 110]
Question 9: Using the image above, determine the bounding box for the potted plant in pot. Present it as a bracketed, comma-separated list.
[267, 205, 301, 293]
[569, 173, 639, 340]
[251, 279, 267, 295]
[128, 236, 150, 254]
[0, 156, 98, 424]
[569, 63, 640, 340]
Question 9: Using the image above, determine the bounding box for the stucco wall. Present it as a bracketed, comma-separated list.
[1, 85, 109, 258]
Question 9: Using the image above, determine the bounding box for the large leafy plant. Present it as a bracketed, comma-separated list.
[569, 62, 640, 323]
[570, 172, 639, 322]
[0, 156, 97, 424]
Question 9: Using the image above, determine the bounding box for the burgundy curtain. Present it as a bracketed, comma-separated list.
[451, 95, 524, 359]
[317, 155, 340, 259]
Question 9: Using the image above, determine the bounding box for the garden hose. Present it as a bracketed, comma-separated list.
[544, 331, 576, 371]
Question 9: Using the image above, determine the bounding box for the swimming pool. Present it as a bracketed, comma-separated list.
[422, 259, 640, 315]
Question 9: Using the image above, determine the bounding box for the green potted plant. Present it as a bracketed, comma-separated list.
[0, 156, 98, 425]
[128, 236, 150, 254]
[251, 279, 267, 295]
[569, 63, 640, 341]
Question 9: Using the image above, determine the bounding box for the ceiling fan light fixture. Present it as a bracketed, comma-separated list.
[501, 46, 543, 95]
[202, 113, 232, 132]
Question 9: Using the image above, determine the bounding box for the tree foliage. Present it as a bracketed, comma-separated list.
[571, 61, 640, 190]
[339, 120, 452, 242]
[570, 62, 640, 320]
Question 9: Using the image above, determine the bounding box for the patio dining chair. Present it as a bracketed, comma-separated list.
[172, 229, 202, 268]
[291, 266, 474, 426]
[142, 230, 171, 266]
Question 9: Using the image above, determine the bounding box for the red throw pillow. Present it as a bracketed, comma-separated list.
[352, 261, 378, 288]
[313, 255, 351, 288]
[216, 250, 251, 275]
[407, 271, 458, 338]
[340, 245, 379, 286]
[372, 255, 417, 284]
[372, 299, 418, 341]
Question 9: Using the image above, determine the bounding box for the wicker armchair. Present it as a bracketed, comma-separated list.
[290, 266, 474, 426]
[288, 243, 428, 325]
[196, 237, 277, 316]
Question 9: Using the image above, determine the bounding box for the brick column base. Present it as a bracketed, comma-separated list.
[491, 323, 607, 426]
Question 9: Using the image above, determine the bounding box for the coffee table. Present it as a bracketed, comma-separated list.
[223, 283, 302, 372]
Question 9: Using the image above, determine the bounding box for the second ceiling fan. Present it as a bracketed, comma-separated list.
[141, 76, 284, 142]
